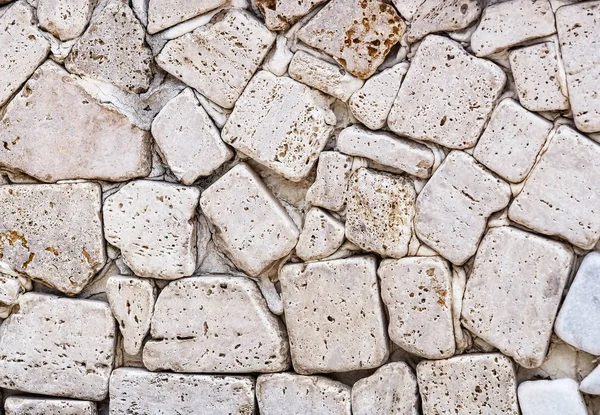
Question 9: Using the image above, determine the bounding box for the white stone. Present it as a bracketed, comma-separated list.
[518, 378, 588, 415]
[103, 180, 199, 280]
[305, 151, 353, 212]
[388, 35, 506, 149]
[0, 293, 116, 400]
[143, 276, 290, 373]
[581, 363, 600, 395]
[0, 275, 24, 306]
[407, 0, 482, 42]
[262, 34, 294, 76]
[296, 207, 345, 262]
[147, 0, 226, 34]
[462, 226, 574, 368]
[5, 397, 97, 415]
[392, 0, 425, 20]
[37, 0, 96, 40]
[256, 0, 328, 30]
[414, 151, 511, 265]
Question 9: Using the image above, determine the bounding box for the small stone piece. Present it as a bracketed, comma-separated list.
[473, 98, 552, 183]
[103, 180, 199, 279]
[280, 256, 389, 374]
[414, 151, 511, 265]
[156, 9, 275, 109]
[151, 88, 233, 184]
[5, 397, 97, 415]
[305, 152, 353, 212]
[296, 207, 345, 262]
[508, 125, 600, 249]
[407, 0, 482, 42]
[37, 0, 96, 40]
[462, 226, 574, 368]
[581, 364, 600, 395]
[388, 35, 506, 149]
[0, 293, 116, 400]
[143, 276, 290, 373]
[518, 379, 588, 415]
[0, 275, 24, 306]
[417, 353, 519, 415]
[297, 0, 405, 79]
[471, 0, 556, 57]
[257, 0, 328, 30]
[351, 362, 419, 415]
[147, 0, 226, 34]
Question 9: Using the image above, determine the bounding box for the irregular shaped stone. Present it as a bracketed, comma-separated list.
[221, 71, 335, 182]
[103, 180, 199, 279]
[297, 0, 405, 79]
[351, 362, 419, 415]
[0, 61, 151, 182]
[392, 0, 425, 20]
[305, 151, 353, 212]
[415, 151, 511, 265]
[473, 98, 552, 182]
[0, 293, 116, 400]
[338, 125, 434, 179]
[151, 88, 233, 185]
[508, 125, 600, 249]
[257, 0, 328, 30]
[518, 379, 588, 415]
[5, 397, 97, 415]
[280, 256, 389, 374]
[471, 0, 556, 57]
[379, 256, 455, 359]
[200, 163, 299, 276]
[143, 276, 290, 373]
[156, 9, 275, 109]
[37, 0, 96, 40]
[0, 275, 24, 306]
[296, 207, 345, 262]
[462, 226, 574, 368]
[581, 363, 600, 395]
[407, 0, 482, 42]
[388, 35, 506, 149]
[416, 353, 519, 415]
[147, 0, 227, 34]
[110, 368, 255, 414]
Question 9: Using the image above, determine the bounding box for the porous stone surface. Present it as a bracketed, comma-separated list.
[305, 151, 353, 212]
[518, 378, 588, 415]
[407, 0, 482, 42]
[147, 0, 227, 34]
[296, 207, 345, 262]
[256, 0, 328, 31]
[5, 397, 97, 415]
[37, 0, 96, 41]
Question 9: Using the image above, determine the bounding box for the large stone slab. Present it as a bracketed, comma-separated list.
[37, 0, 96, 40]
[407, 0, 481, 42]
[0, 293, 116, 400]
[147, 0, 227, 34]
[295, 207, 345, 262]
[5, 397, 97, 415]
[518, 378, 588, 415]
[305, 151, 353, 212]
[256, 0, 328, 30]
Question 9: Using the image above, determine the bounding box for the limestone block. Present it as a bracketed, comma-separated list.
[518, 379, 588, 415]
[305, 152, 353, 212]
[256, 0, 328, 30]
[392, 0, 425, 20]
[147, 0, 226, 34]
[296, 207, 345, 262]
[37, 0, 96, 40]
[5, 397, 97, 415]
[407, 0, 482, 42]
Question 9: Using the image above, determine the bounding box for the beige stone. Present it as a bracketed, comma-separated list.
[518, 379, 588, 415]
[296, 207, 345, 262]
[37, 0, 96, 40]
[147, 0, 227, 34]
[5, 397, 97, 415]
[407, 0, 482, 42]
[256, 0, 329, 30]
[305, 151, 353, 212]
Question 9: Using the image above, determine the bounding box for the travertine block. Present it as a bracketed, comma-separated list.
[392, 0, 425, 20]
[147, 0, 227, 34]
[305, 152, 353, 211]
[5, 397, 97, 415]
[296, 207, 345, 262]
[518, 378, 588, 415]
[37, 0, 96, 40]
[256, 0, 328, 31]
[407, 0, 482, 42]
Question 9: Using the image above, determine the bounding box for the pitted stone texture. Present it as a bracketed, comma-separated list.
[37, 0, 96, 40]
[462, 226, 574, 368]
[417, 353, 519, 415]
[508, 125, 600, 249]
[103, 180, 199, 280]
[156, 9, 275, 109]
[143, 276, 290, 373]
[473, 98, 552, 183]
[297, 0, 405, 79]
[305, 152, 353, 212]
[110, 368, 255, 415]
[414, 151, 511, 265]
[471, 0, 556, 57]
[509, 42, 570, 112]
[151, 88, 233, 185]
[556, 1, 600, 133]
[147, 0, 226, 34]
[280, 256, 389, 374]
[392, 0, 425, 20]
[257, 0, 328, 30]
[407, 0, 482, 42]
[518, 379, 588, 415]
[338, 125, 434, 179]
[351, 362, 419, 415]
[388, 35, 506, 149]
[0, 293, 116, 400]
[200, 164, 299, 277]
[0, 61, 151, 183]
[0, 183, 105, 295]
[379, 256, 455, 359]
[0, 1, 50, 108]
[257, 373, 350, 415]
[346, 168, 415, 258]
[296, 207, 345, 262]
[5, 397, 97, 415]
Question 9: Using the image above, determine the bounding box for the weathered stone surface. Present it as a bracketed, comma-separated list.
[305, 151, 353, 212]
[462, 226, 574, 368]
[280, 256, 389, 374]
[5, 397, 97, 415]
[110, 368, 255, 414]
[415, 151, 511, 265]
[0, 275, 24, 306]
[143, 276, 290, 373]
[407, 0, 482, 42]
[581, 363, 600, 395]
[37, 0, 96, 41]
[156, 9, 275, 109]
[296, 207, 345, 262]
[392, 0, 425, 20]
[103, 180, 199, 279]
[200, 163, 299, 276]
[151, 88, 233, 184]
[257, 0, 328, 30]
[0, 293, 116, 400]
[518, 378, 588, 415]
[388, 35, 506, 149]
[147, 0, 227, 34]
[508, 125, 600, 249]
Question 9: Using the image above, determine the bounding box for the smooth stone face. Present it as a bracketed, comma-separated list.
[37, 0, 96, 40]
[280, 256, 389, 374]
[257, 0, 328, 30]
[0, 61, 151, 182]
[305, 152, 353, 212]
[103, 180, 199, 280]
[0, 275, 24, 306]
[257, 373, 351, 415]
[0, 183, 105, 295]
[388, 35, 506, 149]
[151, 88, 233, 185]
[296, 207, 345, 262]
[200, 163, 299, 277]
[518, 379, 588, 415]
[143, 276, 290, 373]
[0, 293, 116, 400]
[508, 125, 600, 249]
[417, 353, 519, 415]
[5, 397, 97, 415]
[414, 151, 511, 265]
[378, 256, 455, 359]
[351, 362, 419, 415]
[156, 9, 275, 109]
[473, 98, 552, 183]
[462, 226, 574, 368]
[407, 0, 482, 42]
[147, 0, 227, 34]
[110, 368, 255, 415]
[581, 363, 600, 395]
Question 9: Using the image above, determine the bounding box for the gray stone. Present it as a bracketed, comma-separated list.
[296, 207, 345, 262]
[37, 0, 96, 40]
[147, 0, 227, 34]
[256, 0, 329, 30]
[305, 151, 353, 212]
[518, 378, 588, 415]
[5, 397, 97, 415]
[407, 0, 482, 42]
